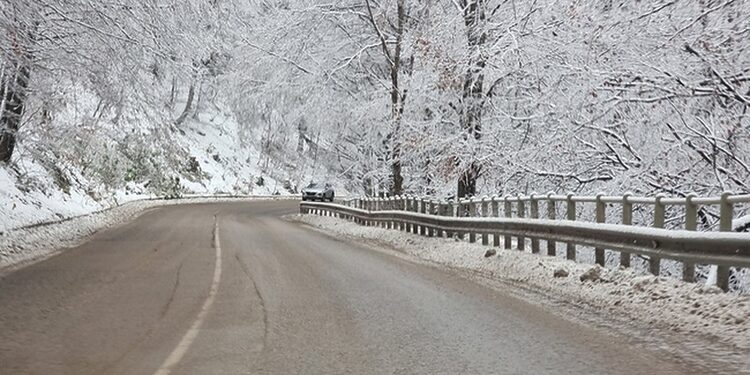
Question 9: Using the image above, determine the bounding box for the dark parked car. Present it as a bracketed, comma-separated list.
[301, 182, 335, 202]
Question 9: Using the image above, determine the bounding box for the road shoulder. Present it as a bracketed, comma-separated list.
[286, 213, 750, 374]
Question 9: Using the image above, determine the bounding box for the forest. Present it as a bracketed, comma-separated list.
[1, 0, 748, 205]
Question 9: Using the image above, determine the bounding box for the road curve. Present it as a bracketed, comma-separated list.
[0, 200, 696, 374]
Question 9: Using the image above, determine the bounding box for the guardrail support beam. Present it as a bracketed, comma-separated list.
[566, 194, 576, 261]
[595, 193, 606, 266]
[650, 195, 665, 275]
[683, 194, 697, 282]
[469, 200, 477, 243]
[530, 195, 540, 253]
[546, 194, 556, 256]
[517, 199, 526, 251]
[717, 192, 733, 291]
[504, 198, 512, 249]
[620, 193, 633, 268]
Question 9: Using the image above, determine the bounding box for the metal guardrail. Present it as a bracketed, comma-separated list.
[300, 195, 750, 292]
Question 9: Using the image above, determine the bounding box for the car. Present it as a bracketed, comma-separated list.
[301, 182, 335, 202]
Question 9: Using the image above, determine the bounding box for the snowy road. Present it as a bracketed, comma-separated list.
[0, 201, 696, 374]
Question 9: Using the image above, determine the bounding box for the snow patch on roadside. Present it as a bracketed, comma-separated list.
[291, 214, 750, 362]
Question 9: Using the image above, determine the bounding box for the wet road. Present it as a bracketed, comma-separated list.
[0, 200, 694, 374]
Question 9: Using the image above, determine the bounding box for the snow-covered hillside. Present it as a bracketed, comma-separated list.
[0, 107, 344, 233]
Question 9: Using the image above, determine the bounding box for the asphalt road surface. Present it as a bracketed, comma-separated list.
[0, 200, 697, 374]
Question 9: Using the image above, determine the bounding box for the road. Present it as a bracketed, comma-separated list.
[0, 200, 697, 374]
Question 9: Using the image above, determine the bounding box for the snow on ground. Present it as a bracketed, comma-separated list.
[0, 153, 145, 234]
[1, 106, 341, 233]
[178, 113, 288, 195]
[734, 215, 750, 232]
[0, 196, 293, 272]
[291, 213, 750, 367]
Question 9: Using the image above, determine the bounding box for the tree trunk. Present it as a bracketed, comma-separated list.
[457, 0, 487, 198]
[388, 0, 406, 196]
[168, 77, 177, 110]
[0, 55, 32, 164]
[457, 162, 480, 197]
[297, 117, 308, 153]
[174, 82, 195, 126]
[191, 81, 203, 120]
[365, 0, 407, 196]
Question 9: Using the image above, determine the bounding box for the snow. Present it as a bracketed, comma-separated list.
[0, 153, 120, 234]
[734, 215, 750, 232]
[177, 113, 287, 195]
[291, 213, 750, 367]
[1, 101, 347, 233]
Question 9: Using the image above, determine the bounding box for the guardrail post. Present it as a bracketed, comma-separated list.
[367, 200, 372, 224]
[566, 193, 576, 261]
[400, 196, 406, 230]
[481, 197, 489, 245]
[456, 199, 465, 240]
[412, 197, 420, 235]
[717, 192, 732, 291]
[650, 194, 665, 275]
[468, 199, 477, 243]
[546, 192, 556, 256]
[517, 196, 525, 251]
[491, 196, 501, 247]
[435, 202, 444, 238]
[683, 194, 697, 282]
[491, 196, 499, 217]
[530, 194, 540, 253]
[446, 201, 455, 238]
[504, 197, 512, 249]
[419, 198, 427, 236]
[426, 200, 435, 237]
[405, 196, 412, 232]
[380, 202, 385, 227]
[620, 193, 632, 268]
[362, 199, 367, 225]
[393, 195, 404, 230]
[406, 196, 413, 231]
[595, 193, 606, 266]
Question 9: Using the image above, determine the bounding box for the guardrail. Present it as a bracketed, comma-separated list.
[301, 192, 750, 292]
